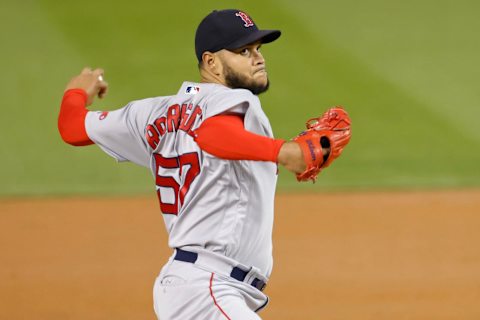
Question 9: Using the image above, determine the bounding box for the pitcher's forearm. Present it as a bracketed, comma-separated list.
[58, 89, 93, 146]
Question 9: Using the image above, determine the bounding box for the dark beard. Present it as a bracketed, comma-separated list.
[223, 64, 269, 95]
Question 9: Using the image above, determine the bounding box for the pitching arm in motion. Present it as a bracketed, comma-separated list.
[58, 68, 108, 146]
[58, 68, 350, 181]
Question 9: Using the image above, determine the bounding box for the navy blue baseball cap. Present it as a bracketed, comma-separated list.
[195, 9, 281, 62]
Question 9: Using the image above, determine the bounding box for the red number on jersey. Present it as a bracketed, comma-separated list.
[153, 152, 200, 215]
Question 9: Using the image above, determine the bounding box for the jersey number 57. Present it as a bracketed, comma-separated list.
[153, 152, 200, 215]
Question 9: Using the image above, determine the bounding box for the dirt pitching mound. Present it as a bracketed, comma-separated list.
[1, 189, 479, 319]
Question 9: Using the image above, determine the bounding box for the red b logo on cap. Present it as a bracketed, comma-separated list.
[235, 12, 254, 27]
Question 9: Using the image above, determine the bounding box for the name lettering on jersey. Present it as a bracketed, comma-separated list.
[145, 103, 203, 150]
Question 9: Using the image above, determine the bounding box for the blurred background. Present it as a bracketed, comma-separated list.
[1, 0, 479, 197]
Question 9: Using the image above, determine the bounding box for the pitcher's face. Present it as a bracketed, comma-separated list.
[217, 41, 269, 95]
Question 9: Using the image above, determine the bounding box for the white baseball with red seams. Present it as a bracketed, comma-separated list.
[85, 81, 277, 319]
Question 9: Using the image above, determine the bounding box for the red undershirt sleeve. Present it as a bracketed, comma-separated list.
[193, 114, 285, 162]
[58, 91, 284, 161]
[58, 89, 94, 146]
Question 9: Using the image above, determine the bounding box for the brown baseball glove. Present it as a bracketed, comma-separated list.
[293, 106, 352, 182]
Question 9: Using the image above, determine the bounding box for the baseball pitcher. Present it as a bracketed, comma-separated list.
[58, 9, 351, 320]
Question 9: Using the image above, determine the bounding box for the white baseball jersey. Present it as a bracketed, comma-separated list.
[85, 81, 278, 277]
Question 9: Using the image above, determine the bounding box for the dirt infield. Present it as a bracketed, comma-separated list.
[1, 190, 480, 319]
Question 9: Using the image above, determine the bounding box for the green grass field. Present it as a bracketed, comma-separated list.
[1, 0, 479, 196]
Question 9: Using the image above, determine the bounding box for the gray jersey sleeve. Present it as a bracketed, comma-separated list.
[85, 101, 151, 168]
[204, 88, 254, 119]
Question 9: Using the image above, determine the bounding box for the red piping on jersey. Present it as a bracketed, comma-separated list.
[209, 273, 232, 320]
[194, 114, 285, 162]
[58, 89, 94, 146]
